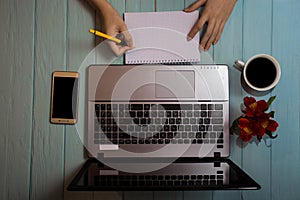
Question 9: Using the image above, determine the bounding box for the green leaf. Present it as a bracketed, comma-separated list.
[231, 117, 241, 128]
[269, 111, 275, 118]
[267, 96, 276, 109]
[265, 130, 278, 139]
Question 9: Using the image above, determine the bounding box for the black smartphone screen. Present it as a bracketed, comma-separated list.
[52, 76, 78, 119]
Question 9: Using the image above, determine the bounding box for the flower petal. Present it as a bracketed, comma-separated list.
[244, 96, 256, 107]
[256, 100, 268, 113]
[266, 120, 279, 132]
[240, 131, 252, 142]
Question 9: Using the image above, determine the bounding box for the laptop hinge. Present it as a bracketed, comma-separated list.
[214, 152, 221, 158]
[213, 152, 221, 167]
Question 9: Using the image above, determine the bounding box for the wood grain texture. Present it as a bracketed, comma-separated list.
[271, 0, 300, 200]
[30, 0, 67, 199]
[64, 0, 94, 199]
[0, 0, 35, 199]
[242, 1, 272, 200]
[1, 0, 300, 200]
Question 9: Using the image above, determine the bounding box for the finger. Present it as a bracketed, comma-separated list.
[205, 29, 217, 50]
[187, 17, 207, 41]
[108, 42, 121, 57]
[184, 0, 206, 12]
[205, 21, 221, 50]
[200, 20, 216, 50]
[119, 24, 134, 47]
[213, 21, 225, 45]
[108, 41, 134, 57]
[122, 30, 133, 47]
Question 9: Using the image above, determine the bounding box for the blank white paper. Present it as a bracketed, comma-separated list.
[124, 11, 200, 64]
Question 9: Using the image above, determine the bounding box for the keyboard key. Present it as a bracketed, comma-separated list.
[212, 118, 223, 124]
[213, 125, 223, 131]
[217, 139, 224, 144]
[184, 125, 191, 131]
[196, 132, 202, 138]
[119, 118, 133, 124]
[201, 104, 207, 110]
[204, 118, 210, 124]
[190, 118, 197, 124]
[144, 104, 150, 110]
[192, 125, 198, 131]
[206, 125, 212, 131]
[209, 111, 223, 117]
[160, 132, 166, 138]
[194, 104, 201, 110]
[167, 132, 174, 138]
[199, 125, 206, 131]
[189, 132, 196, 138]
[215, 104, 223, 110]
[201, 111, 207, 117]
[217, 132, 224, 138]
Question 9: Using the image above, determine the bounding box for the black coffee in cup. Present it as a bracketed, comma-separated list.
[245, 57, 277, 88]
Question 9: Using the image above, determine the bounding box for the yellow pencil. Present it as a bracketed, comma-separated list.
[89, 29, 122, 44]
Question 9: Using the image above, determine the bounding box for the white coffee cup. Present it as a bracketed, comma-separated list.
[234, 54, 281, 96]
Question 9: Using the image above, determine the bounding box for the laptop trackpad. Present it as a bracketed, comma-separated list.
[155, 70, 195, 98]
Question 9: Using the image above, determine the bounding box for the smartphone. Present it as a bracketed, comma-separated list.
[50, 71, 79, 124]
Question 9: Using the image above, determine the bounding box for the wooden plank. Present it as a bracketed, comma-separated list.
[125, 0, 155, 12]
[156, 0, 185, 11]
[124, 191, 153, 200]
[64, 0, 95, 199]
[184, 191, 212, 200]
[213, 0, 244, 198]
[241, 0, 273, 199]
[154, 191, 183, 200]
[0, 0, 34, 199]
[30, 0, 67, 199]
[271, 0, 300, 199]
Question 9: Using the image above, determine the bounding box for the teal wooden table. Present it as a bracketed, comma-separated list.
[1, 0, 300, 199]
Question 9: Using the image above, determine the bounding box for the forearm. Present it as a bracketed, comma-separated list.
[89, 0, 116, 18]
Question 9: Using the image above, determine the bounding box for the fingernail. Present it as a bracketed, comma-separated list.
[199, 45, 204, 52]
[187, 36, 192, 41]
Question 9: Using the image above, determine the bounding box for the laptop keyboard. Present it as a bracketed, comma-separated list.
[95, 172, 225, 187]
[94, 103, 224, 147]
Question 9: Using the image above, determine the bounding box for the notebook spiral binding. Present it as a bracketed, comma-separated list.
[125, 58, 200, 65]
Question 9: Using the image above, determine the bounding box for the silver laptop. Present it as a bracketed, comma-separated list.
[87, 64, 229, 159]
[67, 64, 261, 191]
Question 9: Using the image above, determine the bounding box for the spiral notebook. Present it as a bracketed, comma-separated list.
[124, 11, 200, 64]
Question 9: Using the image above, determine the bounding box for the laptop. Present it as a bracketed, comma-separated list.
[67, 64, 260, 190]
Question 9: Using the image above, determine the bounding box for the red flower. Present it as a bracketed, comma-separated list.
[233, 96, 279, 142]
[243, 97, 268, 117]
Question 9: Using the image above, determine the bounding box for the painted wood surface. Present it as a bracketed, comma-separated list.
[0, 0, 300, 200]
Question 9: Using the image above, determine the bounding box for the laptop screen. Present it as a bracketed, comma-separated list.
[67, 158, 260, 191]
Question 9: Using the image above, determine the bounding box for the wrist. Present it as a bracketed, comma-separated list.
[90, 0, 115, 16]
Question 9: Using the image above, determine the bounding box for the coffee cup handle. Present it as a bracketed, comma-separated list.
[234, 60, 245, 72]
